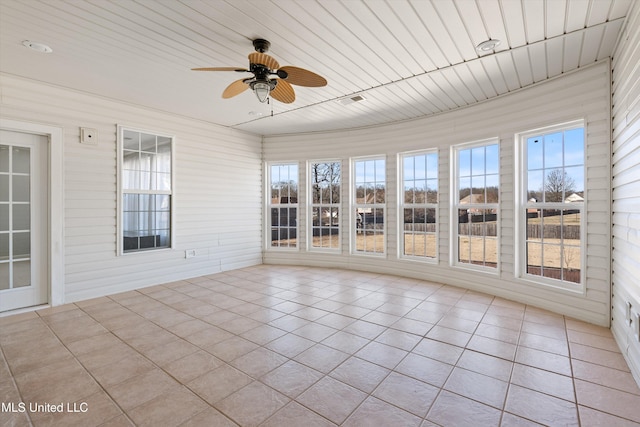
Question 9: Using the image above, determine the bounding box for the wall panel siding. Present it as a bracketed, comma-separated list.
[612, 0, 640, 386]
[264, 61, 612, 326]
[0, 74, 262, 303]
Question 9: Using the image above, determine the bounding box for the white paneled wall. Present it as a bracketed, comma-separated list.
[612, 1, 640, 386]
[0, 74, 262, 303]
[264, 61, 612, 326]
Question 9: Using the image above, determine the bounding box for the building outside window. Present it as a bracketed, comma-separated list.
[520, 122, 584, 286]
[400, 151, 438, 260]
[119, 127, 173, 253]
[269, 163, 298, 248]
[309, 161, 341, 251]
[353, 157, 385, 254]
[453, 140, 499, 269]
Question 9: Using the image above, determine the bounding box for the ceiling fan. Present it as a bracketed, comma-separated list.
[192, 39, 327, 104]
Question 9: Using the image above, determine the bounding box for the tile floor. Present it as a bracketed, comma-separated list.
[1, 265, 640, 426]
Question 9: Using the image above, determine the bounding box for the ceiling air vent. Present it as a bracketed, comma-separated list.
[337, 94, 367, 106]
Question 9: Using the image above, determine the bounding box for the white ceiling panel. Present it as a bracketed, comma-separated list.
[0, 0, 632, 136]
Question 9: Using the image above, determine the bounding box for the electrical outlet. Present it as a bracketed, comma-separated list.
[185, 249, 196, 259]
[80, 127, 98, 144]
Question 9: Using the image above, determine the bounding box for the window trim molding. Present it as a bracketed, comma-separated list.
[265, 161, 300, 251]
[514, 119, 586, 294]
[117, 125, 176, 256]
[398, 149, 439, 263]
[350, 155, 387, 257]
[307, 159, 342, 253]
[450, 137, 500, 273]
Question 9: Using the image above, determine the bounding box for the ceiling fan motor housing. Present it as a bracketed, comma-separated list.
[252, 38, 271, 53]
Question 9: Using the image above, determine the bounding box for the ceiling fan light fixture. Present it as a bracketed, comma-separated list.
[252, 81, 271, 103]
[476, 39, 501, 52]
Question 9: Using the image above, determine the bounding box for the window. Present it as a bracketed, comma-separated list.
[269, 163, 298, 248]
[520, 122, 584, 286]
[453, 141, 499, 269]
[353, 157, 385, 254]
[309, 161, 341, 250]
[119, 127, 173, 253]
[400, 151, 438, 260]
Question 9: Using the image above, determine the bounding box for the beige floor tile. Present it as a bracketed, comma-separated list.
[457, 350, 513, 382]
[578, 405, 640, 427]
[294, 344, 349, 373]
[239, 324, 287, 345]
[261, 402, 336, 427]
[355, 341, 407, 369]
[372, 372, 439, 417]
[329, 357, 390, 393]
[127, 386, 208, 427]
[570, 341, 630, 371]
[467, 335, 517, 361]
[230, 347, 288, 377]
[15, 357, 101, 404]
[567, 329, 620, 352]
[264, 333, 315, 358]
[389, 317, 434, 336]
[374, 328, 421, 351]
[106, 368, 180, 411]
[261, 360, 324, 398]
[572, 359, 640, 395]
[215, 381, 289, 426]
[574, 379, 640, 423]
[292, 323, 337, 342]
[474, 323, 520, 345]
[500, 412, 545, 426]
[426, 325, 472, 347]
[89, 353, 155, 388]
[206, 336, 259, 362]
[510, 363, 575, 402]
[268, 314, 310, 332]
[297, 376, 367, 424]
[188, 364, 252, 404]
[184, 326, 234, 348]
[518, 331, 569, 356]
[515, 346, 572, 376]
[412, 338, 464, 365]
[505, 384, 579, 426]
[164, 349, 223, 383]
[427, 390, 503, 427]
[143, 337, 200, 367]
[320, 330, 369, 354]
[341, 320, 386, 340]
[444, 367, 509, 409]
[178, 407, 238, 427]
[343, 396, 422, 427]
[395, 353, 454, 387]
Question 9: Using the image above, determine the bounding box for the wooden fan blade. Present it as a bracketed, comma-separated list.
[222, 79, 249, 99]
[192, 67, 248, 72]
[279, 66, 327, 87]
[248, 52, 279, 69]
[271, 79, 295, 104]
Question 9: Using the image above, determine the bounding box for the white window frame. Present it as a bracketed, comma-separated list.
[398, 149, 439, 262]
[266, 162, 299, 250]
[117, 125, 175, 255]
[451, 138, 500, 272]
[515, 120, 586, 293]
[351, 155, 386, 256]
[308, 159, 341, 252]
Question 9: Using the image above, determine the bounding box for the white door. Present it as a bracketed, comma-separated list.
[0, 130, 48, 312]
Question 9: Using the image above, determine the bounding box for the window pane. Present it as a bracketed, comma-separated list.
[0, 205, 8, 231]
[544, 168, 565, 202]
[527, 136, 543, 170]
[13, 204, 29, 230]
[0, 145, 9, 172]
[0, 175, 8, 201]
[123, 130, 139, 150]
[12, 147, 30, 174]
[527, 170, 543, 202]
[544, 132, 563, 168]
[564, 128, 584, 167]
[12, 176, 29, 202]
[471, 147, 485, 175]
[140, 133, 156, 152]
[426, 153, 438, 179]
[485, 145, 499, 174]
[459, 149, 471, 177]
[13, 232, 30, 258]
[13, 260, 30, 288]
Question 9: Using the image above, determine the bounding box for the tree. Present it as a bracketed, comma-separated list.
[311, 162, 340, 204]
[544, 169, 575, 202]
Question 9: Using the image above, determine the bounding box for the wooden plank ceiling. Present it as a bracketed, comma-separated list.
[0, 0, 632, 136]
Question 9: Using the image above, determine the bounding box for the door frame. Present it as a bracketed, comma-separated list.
[0, 118, 64, 308]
